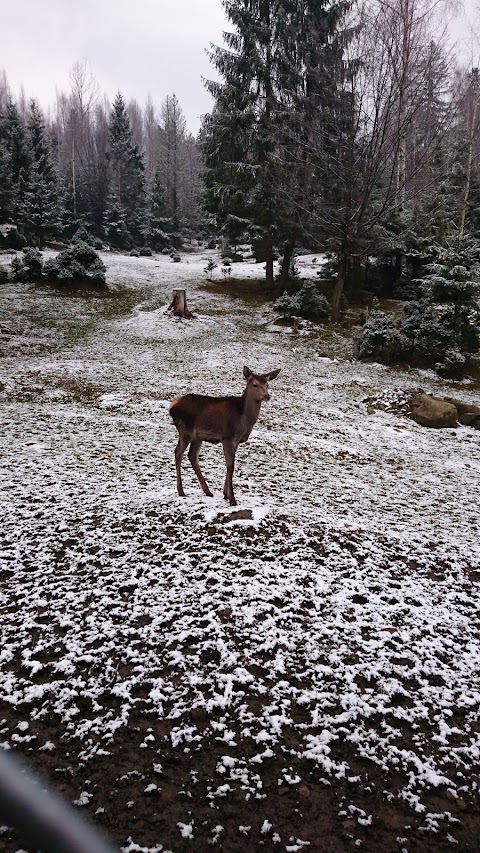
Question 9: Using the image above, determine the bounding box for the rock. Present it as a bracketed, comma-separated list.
[410, 393, 457, 429]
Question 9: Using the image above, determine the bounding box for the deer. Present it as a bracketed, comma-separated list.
[169, 366, 281, 506]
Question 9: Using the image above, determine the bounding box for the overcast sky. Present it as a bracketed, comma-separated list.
[1, 0, 228, 134]
[1, 0, 478, 136]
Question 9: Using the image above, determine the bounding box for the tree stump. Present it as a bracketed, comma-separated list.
[167, 289, 193, 318]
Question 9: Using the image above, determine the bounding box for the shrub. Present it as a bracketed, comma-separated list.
[0, 265, 9, 284]
[221, 258, 232, 280]
[204, 258, 217, 280]
[274, 290, 297, 320]
[11, 248, 44, 281]
[5, 228, 27, 250]
[44, 241, 106, 287]
[71, 225, 96, 247]
[139, 246, 153, 256]
[356, 310, 410, 360]
[356, 237, 480, 375]
[274, 281, 330, 321]
[129, 248, 140, 257]
[436, 348, 466, 378]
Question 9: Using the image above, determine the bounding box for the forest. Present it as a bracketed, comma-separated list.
[1, 1, 480, 376]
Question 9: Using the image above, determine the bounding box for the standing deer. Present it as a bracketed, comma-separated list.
[169, 366, 281, 506]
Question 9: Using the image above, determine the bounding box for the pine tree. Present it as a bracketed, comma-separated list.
[0, 137, 13, 221]
[147, 168, 173, 249]
[1, 102, 32, 229]
[106, 92, 147, 247]
[23, 100, 59, 245]
[158, 94, 187, 247]
[202, 0, 350, 287]
[103, 191, 132, 249]
[202, 0, 280, 284]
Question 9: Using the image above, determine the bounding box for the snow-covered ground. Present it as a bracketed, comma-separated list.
[0, 250, 479, 852]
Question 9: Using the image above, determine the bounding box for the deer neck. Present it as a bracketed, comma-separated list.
[242, 387, 262, 426]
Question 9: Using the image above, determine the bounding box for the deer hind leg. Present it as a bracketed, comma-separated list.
[174, 435, 189, 497]
[188, 440, 213, 497]
[222, 440, 237, 506]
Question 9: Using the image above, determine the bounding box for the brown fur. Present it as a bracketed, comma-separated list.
[169, 366, 280, 506]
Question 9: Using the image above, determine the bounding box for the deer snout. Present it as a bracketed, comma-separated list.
[264, 392, 271, 401]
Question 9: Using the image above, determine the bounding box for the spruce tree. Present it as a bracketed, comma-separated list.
[1, 102, 32, 229]
[202, 0, 279, 284]
[106, 93, 147, 247]
[147, 168, 173, 249]
[0, 137, 13, 222]
[202, 0, 350, 286]
[23, 100, 59, 245]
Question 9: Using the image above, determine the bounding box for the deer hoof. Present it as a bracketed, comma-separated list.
[204, 489, 213, 497]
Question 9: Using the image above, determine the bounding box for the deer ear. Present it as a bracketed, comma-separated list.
[265, 368, 280, 381]
[243, 366, 253, 379]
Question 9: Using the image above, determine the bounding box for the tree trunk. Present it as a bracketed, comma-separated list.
[168, 289, 193, 318]
[331, 257, 347, 323]
[265, 241, 274, 287]
[278, 240, 295, 287]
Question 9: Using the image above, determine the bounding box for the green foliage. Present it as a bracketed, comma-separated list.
[357, 239, 480, 375]
[43, 242, 106, 287]
[5, 228, 27, 250]
[274, 282, 330, 321]
[274, 291, 296, 320]
[11, 247, 44, 281]
[23, 100, 59, 245]
[356, 310, 411, 360]
[201, 0, 350, 282]
[0, 102, 32, 228]
[147, 169, 173, 250]
[204, 258, 218, 280]
[106, 93, 147, 247]
[71, 225, 96, 247]
[103, 193, 133, 249]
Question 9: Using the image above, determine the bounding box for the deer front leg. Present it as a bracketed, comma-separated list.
[222, 440, 237, 506]
[174, 436, 188, 497]
[188, 440, 213, 497]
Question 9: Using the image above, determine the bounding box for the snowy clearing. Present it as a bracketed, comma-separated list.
[0, 250, 479, 852]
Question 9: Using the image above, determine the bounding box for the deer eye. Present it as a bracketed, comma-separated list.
[253, 382, 259, 387]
